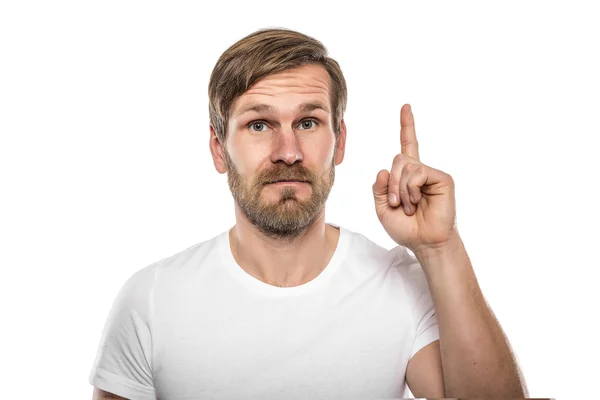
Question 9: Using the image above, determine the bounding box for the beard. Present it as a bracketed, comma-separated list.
[223, 148, 336, 241]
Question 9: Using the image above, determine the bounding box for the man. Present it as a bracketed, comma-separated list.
[90, 28, 528, 399]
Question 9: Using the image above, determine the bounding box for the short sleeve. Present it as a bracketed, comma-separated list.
[89, 264, 157, 400]
[393, 246, 440, 360]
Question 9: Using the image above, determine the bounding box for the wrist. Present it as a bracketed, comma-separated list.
[413, 231, 463, 262]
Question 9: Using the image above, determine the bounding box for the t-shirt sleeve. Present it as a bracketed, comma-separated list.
[89, 264, 157, 400]
[392, 245, 440, 360]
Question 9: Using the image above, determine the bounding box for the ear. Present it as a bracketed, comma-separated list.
[334, 118, 347, 166]
[209, 125, 228, 174]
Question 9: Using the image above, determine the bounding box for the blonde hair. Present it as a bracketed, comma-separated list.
[208, 28, 347, 144]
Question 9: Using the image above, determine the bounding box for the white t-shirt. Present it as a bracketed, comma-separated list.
[89, 223, 439, 400]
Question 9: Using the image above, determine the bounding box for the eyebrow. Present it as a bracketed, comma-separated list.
[234, 101, 330, 117]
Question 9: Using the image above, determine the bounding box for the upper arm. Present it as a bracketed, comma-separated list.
[405, 339, 445, 398]
[394, 247, 444, 396]
[88, 266, 157, 399]
[92, 387, 129, 400]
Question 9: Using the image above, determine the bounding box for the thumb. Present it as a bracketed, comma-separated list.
[372, 169, 390, 198]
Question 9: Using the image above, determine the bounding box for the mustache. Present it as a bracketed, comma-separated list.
[261, 166, 315, 184]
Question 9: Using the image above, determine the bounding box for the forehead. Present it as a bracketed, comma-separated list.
[230, 64, 332, 117]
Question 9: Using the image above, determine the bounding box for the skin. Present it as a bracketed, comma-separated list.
[209, 64, 347, 288]
[93, 64, 528, 400]
[372, 105, 528, 397]
[92, 388, 127, 399]
[91, 64, 348, 399]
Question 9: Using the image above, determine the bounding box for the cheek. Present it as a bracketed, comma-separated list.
[307, 137, 335, 168]
[227, 139, 266, 176]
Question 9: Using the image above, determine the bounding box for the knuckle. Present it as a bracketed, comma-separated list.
[405, 163, 418, 174]
[398, 185, 408, 197]
[400, 139, 418, 148]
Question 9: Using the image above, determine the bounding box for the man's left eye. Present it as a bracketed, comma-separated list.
[299, 120, 317, 130]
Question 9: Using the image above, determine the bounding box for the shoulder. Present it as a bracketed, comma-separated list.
[341, 226, 391, 261]
[117, 231, 225, 300]
[145, 230, 226, 275]
[342, 226, 417, 269]
[342, 226, 428, 291]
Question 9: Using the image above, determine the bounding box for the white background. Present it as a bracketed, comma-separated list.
[1, 1, 598, 398]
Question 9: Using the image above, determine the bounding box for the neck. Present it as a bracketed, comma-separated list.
[229, 208, 339, 287]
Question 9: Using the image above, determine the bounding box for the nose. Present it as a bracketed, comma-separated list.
[270, 127, 303, 165]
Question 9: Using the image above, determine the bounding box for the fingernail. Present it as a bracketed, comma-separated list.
[410, 194, 415, 203]
[389, 193, 397, 205]
[404, 204, 410, 214]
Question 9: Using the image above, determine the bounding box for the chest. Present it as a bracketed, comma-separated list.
[152, 287, 415, 399]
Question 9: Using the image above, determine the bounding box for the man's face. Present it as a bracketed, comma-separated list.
[217, 64, 345, 240]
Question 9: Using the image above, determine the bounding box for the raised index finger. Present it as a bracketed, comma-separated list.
[401, 104, 420, 161]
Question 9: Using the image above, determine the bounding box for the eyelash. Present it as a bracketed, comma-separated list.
[247, 119, 319, 132]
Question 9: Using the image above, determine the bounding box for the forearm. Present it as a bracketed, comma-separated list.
[414, 234, 528, 398]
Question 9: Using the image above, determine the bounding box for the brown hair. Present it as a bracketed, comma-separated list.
[208, 28, 347, 144]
